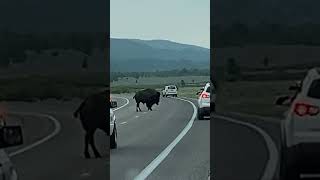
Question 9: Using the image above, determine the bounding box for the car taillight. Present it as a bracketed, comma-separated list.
[294, 103, 320, 116]
[201, 92, 209, 99]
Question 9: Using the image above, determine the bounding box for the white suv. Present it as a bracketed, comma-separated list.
[0, 150, 18, 180]
[280, 68, 320, 179]
[110, 102, 118, 149]
[197, 82, 213, 120]
[0, 125, 23, 180]
[162, 85, 178, 97]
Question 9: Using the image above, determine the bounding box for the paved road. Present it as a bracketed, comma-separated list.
[212, 112, 279, 180]
[2, 99, 109, 180]
[110, 94, 210, 180]
[1, 95, 289, 180]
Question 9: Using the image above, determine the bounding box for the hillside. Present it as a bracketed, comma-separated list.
[110, 38, 210, 72]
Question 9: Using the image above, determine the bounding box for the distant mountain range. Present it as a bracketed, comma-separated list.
[110, 38, 210, 72]
[0, 38, 210, 74]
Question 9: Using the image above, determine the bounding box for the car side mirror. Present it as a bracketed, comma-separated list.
[110, 101, 117, 108]
[0, 126, 23, 148]
[289, 85, 301, 91]
[275, 95, 291, 106]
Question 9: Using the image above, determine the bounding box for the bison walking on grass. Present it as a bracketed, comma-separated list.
[133, 89, 160, 112]
[73, 90, 108, 159]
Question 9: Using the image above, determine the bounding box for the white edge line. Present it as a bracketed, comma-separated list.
[134, 97, 197, 180]
[112, 96, 130, 111]
[8, 96, 129, 157]
[7, 111, 61, 157]
[214, 114, 278, 180]
[301, 174, 320, 178]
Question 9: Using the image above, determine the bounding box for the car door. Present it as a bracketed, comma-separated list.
[0, 149, 11, 180]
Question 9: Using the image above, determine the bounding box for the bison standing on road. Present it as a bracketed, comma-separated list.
[133, 89, 160, 112]
[73, 90, 108, 159]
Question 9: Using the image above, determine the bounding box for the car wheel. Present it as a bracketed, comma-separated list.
[197, 108, 204, 120]
[279, 126, 299, 180]
[110, 124, 117, 149]
[211, 103, 215, 112]
[280, 146, 300, 180]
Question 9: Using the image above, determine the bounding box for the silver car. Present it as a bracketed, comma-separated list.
[197, 82, 211, 120]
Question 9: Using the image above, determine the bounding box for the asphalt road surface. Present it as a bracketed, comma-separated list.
[212, 112, 280, 180]
[2, 94, 303, 180]
[214, 111, 320, 180]
[2, 99, 109, 180]
[110, 94, 210, 180]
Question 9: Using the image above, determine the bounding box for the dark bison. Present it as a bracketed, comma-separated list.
[73, 90, 108, 158]
[133, 89, 160, 112]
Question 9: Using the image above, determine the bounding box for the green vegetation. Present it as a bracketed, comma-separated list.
[178, 86, 203, 99]
[0, 73, 107, 101]
[111, 85, 203, 99]
[110, 68, 209, 82]
[111, 75, 209, 98]
[214, 23, 320, 47]
[0, 32, 105, 68]
[215, 80, 296, 117]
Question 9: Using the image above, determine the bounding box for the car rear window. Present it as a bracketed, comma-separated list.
[308, 79, 320, 99]
[206, 86, 210, 93]
[168, 86, 176, 89]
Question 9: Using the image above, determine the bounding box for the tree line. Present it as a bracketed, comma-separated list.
[110, 68, 210, 82]
[213, 23, 320, 47]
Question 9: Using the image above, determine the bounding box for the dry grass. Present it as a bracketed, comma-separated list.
[215, 80, 296, 117]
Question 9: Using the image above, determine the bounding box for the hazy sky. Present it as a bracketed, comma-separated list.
[111, 0, 210, 48]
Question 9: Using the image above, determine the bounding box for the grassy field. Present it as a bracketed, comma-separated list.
[0, 72, 107, 101]
[111, 86, 203, 98]
[215, 80, 297, 117]
[111, 84, 205, 99]
[111, 75, 210, 97]
[112, 76, 209, 86]
[177, 86, 203, 99]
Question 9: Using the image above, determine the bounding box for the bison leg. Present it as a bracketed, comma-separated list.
[84, 132, 91, 159]
[136, 102, 142, 112]
[146, 103, 152, 111]
[89, 130, 101, 158]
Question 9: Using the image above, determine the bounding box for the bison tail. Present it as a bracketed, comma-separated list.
[73, 106, 81, 118]
[73, 99, 86, 118]
[73, 111, 79, 118]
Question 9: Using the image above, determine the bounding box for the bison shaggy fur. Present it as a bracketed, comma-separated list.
[133, 89, 160, 112]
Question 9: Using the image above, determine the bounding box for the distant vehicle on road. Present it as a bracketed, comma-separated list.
[110, 96, 117, 109]
[0, 125, 23, 180]
[162, 85, 178, 97]
[280, 68, 320, 180]
[197, 82, 212, 120]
